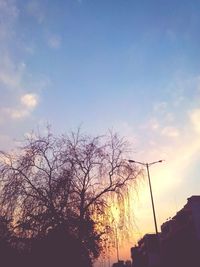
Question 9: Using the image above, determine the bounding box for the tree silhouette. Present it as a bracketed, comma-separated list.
[0, 129, 140, 266]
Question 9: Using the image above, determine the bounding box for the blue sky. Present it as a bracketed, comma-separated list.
[1, 0, 200, 135]
[1, 0, 200, 260]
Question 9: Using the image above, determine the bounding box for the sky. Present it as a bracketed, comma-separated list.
[1, 0, 200, 263]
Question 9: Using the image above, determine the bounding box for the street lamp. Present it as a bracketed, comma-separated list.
[128, 159, 163, 235]
[114, 222, 120, 262]
[112, 209, 121, 262]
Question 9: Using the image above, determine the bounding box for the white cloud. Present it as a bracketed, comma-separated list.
[0, 1, 48, 126]
[0, 93, 39, 121]
[21, 93, 38, 109]
[0, 0, 52, 156]
[0, 54, 40, 121]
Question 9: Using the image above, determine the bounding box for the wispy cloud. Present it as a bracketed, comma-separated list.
[129, 115, 200, 235]
[153, 101, 167, 112]
[1, 93, 39, 121]
[189, 108, 200, 134]
[47, 34, 62, 49]
[0, 56, 25, 88]
[26, 0, 45, 24]
[0, 0, 50, 150]
[161, 126, 180, 137]
[3, 108, 29, 120]
[0, 0, 19, 41]
[0, 52, 41, 121]
[119, 73, 200, 236]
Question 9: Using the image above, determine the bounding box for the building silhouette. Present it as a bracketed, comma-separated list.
[131, 195, 200, 267]
[112, 260, 126, 267]
[112, 260, 132, 267]
[131, 234, 160, 267]
[160, 195, 200, 267]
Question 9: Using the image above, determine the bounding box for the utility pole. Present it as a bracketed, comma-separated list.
[128, 159, 163, 236]
[115, 222, 120, 262]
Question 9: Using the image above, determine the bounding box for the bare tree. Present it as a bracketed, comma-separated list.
[0, 129, 140, 264]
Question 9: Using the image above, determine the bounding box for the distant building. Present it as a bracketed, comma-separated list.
[112, 260, 132, 267]
[124, 260, 132, 267]
[160, 195, 200, 267]
[112, 260, 125, 267]
[131, 234, 160, 267]
[131, 246, 143, 267]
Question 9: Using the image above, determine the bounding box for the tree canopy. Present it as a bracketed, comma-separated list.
[0, 129, 140, 267]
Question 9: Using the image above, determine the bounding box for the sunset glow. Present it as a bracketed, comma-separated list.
[1, 0, 200, 265]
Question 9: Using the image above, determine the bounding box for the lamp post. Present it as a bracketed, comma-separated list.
[128, 159, 163, 236]
[114, 222, 120, 262]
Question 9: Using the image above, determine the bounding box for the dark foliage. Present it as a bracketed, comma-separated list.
[0, 130, 139, 266]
